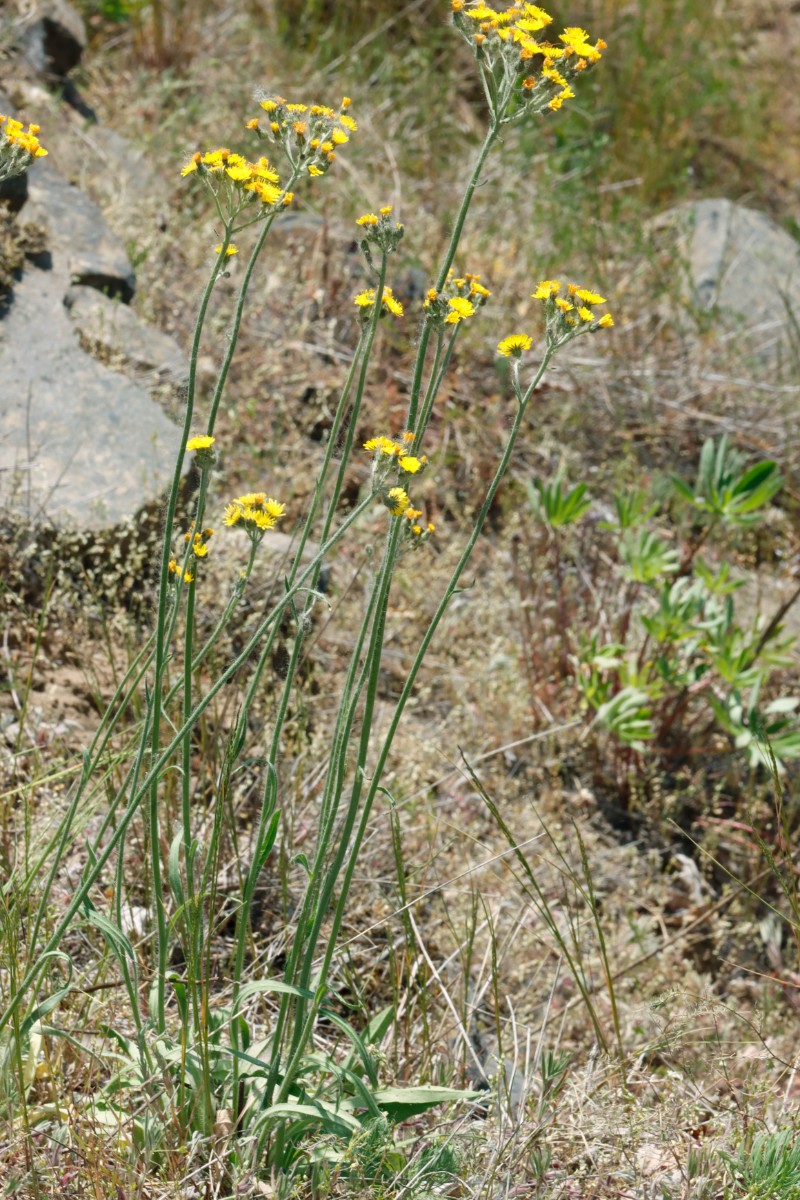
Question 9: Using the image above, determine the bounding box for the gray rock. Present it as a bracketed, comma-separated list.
[653, 198, 800, 369]
[0, 262, 185, 531]
[65, 285, 188, 382]
[18, 0, 87, 77]
[24, 158, 136, 301]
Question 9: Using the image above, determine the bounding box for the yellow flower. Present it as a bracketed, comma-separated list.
[574, 287, 606, 305]
[555, 297, 573, 312]
[399, 456, 423, 474]
[339, 114, 358, 131]
[180, 152, 201, 176]
[246, 117, 260, 130]
[577, 306, 594, 321]
[168, 558, 195, 583]
[548, 87, 575, 110]
[365, 436, 400, 455]
[379, 205, 393, 215]
[532, 279, 560, 300]
[331, 128, 349, 144]
[497, 333, 533, 357]
[470, 281, 491, 298]
[223, 493, 285, 536]
[445, 296, 475, 324]
[214, 244, 238, 256]
[402, 430, 415, 444]
[308, 164, 324, 177]
[356, 213, 379, 226]
[386, 487, 410, 516]
[354, 289, 376, 308]
[598, 313, 614, 328]
[559, 25, 601, 58]
[187, 435, 215, 451]
[382, 287, 403, 317]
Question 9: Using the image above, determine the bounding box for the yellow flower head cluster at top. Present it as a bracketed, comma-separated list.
[423, 269, 491, 329]
[526, 278, 613, 350]
[180, 147, 293, 218]
[248, 95, 356, 181]
[355, 204, 405, 256]
[364, 430, 427, 477]
[223, 492, 286, 543]
[451, 3, 605, 116]
[0, 114, 47, 182]
[353, 286, 404, 319]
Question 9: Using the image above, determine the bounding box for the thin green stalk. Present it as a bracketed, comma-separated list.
[147, 234, 233, 1031]
[406, 121, 499, 429]
[274, 522, 402, 1104]
[182, 575, 197, 894]
[314, 353, 554, 993]
[260, 561, 383, 1105]
[0, 495, 375, 1039]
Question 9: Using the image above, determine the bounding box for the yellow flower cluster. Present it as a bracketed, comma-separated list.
[364, 431, 426, 475]
[451, 3, 605, 114]
[353, 286, 404, 318]
[249, 95, 356, 180]
[0, 114, 47, 182]
[169, 524, 214, 584]
[180, 148, 293, 213]
[169, 558, 196, 584]
[355, 204, 405, 255]
[528, 278, 613, 349]
[185, 526, 214, 558]
[423, 270, 491, 328]
[383, 489, 435, 541]
[223, 492, 286, 543]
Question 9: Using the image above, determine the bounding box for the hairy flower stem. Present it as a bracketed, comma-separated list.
[406, 121, 499, 429]
[273, 521, 403, 1107]
[314, 352, 554, 990]
[0, 496, 375, 1040]
[147, 235, 231, 1031]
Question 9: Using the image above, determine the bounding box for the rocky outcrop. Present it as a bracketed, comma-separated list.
[16, 1, 88, 78]
[24, 158, 137, 300]
[652, 198, 800, 370]
[0, 262, 185, 531]
[0, 75, 188, 533]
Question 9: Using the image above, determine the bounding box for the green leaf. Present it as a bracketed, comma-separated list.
[372, 1085, 482, 1121]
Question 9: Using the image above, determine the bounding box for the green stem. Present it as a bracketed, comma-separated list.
[0, 496, 374, 1040]
[315, 353, 553, 990]
[407, 120, 499, 429]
